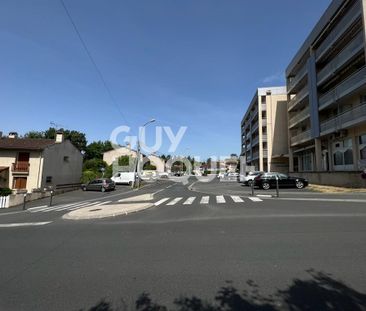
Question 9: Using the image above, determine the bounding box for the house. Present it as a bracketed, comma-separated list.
[0, 132, 83, 193]
[103, 146, 166, 174]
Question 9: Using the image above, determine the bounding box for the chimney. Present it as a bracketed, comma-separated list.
[55, 131, 64, 143]
[8, 132, 18, 139]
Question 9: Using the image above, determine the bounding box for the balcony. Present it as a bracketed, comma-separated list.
[316, 1, 361, 61]
[252, 136, 259, 146]
[289, 107, 310, 128]
[290, 130, 311, 146]
[318, 66, 366, 110]
[288, 63, 308, 93]
[288, 87, 309, 111]
[320, 103, 366, 135]
[252, 151, 259, 160]
[251, 122, 259, 133]
[317, 31, 364, 86]
[12, 161, 30, 173]
[262, 149, 268, 158]
[250, 107, 258, 122]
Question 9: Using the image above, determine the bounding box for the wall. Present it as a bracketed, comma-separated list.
[295, 171, 366, 188]
[41, 140, 83, 188]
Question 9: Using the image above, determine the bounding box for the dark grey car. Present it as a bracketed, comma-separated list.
[82, 178, 115, 192]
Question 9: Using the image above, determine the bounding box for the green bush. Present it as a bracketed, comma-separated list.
[0, 188, 12, 196]
[81, 170, 98, 184]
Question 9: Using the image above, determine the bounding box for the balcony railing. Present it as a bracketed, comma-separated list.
[316, 1, 361, 61]
[319, 66, 366, 110]
[288, 63, 308, 92]
[252, 136, 259, 146]
[320, 103, 366, 134]
[251, 122, 259, 133]
[290, 130, 311, 146]
[12, 161, 30, 173]
[289, 107, 310, 128]
[261, 103, 266, 111]
[288, 87, 309, 111]
[317, 31, 364, 85]
[252, 151, 259, 160]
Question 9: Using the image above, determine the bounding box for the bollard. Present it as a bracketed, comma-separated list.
[276, 176, 279, 197]
[251, 180, 254, 196]
[49, 190, 54, 207]
[23, 193, 27, 210]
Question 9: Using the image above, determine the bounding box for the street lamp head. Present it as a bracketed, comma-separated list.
[143, 118, 156, 127]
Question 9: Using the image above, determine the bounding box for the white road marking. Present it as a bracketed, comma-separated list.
[167, 197, 183, 205]
[231, 196, 244, 203]
[183, 197, 196, 205]
[67, 201, 102, 211]
[154, 198, 170, 206]
[0, 222, 52, 228]
[27, 205, 48, 211]
[216, 195, 226, 204]
[248, 197, 263, 202]
[200, 196, 209, 204]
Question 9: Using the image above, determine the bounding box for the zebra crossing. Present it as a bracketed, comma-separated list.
[27, 200, 112, 213]
[154, 195, 262, 206]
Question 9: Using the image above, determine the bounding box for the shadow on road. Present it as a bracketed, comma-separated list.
[80, 270, 366, 311]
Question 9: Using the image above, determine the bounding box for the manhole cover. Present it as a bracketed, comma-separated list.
[89, 208, 102, 212]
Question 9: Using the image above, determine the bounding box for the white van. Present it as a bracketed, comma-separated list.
[111, 172, 136, 185]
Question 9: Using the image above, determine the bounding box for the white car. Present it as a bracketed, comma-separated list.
[111, 172, 137, 185]
[243, 171, 264, 186]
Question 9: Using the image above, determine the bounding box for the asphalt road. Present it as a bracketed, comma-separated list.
[0, 178, 365, 310]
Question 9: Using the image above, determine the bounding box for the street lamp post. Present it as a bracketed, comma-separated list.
[133, 118, 156, 189]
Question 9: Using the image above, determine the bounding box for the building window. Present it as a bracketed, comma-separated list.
[262, 111, 266, 118]
[63, 156, 69, 162]
[359, 134, 366, 145]
[332, 138, 354, 170]
[13, 177, 27, 190]
[302, 151, 313, 171]
[360, 147, 366, 160]
[46, 176, 52, 183]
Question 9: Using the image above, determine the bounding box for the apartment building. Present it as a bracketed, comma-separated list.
[286, 0, 366, 186]
[0, 132, 83, 192]
[241, 87, 289, 173]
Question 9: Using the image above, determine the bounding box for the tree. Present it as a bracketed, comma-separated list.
[24, 131, 44, 139]
[24, 127, 87, 151]
[85, 141, 113, 160]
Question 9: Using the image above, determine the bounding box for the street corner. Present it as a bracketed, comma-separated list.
[62, 202, 154, 220]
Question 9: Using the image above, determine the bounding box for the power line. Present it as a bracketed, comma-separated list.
[59, 0, 128, 125]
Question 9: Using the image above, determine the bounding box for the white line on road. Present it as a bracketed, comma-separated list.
[27, 205, 49, 211]
[183, 197, 196, 205]
[0, 222, 52, 228]
[248, 197, 263, 202]
[67, 201, 102, 211]
[154, 198, 170, 206]
[216, 195, 226, 204]
[200, 196, 209, 204]
[167, 197, 183, 206]
[231, 196, 244, 203]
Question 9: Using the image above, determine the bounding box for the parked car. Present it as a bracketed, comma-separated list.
[217, 172, 226, 179]
[227, 172, 239, 181]
[242, 171, 264, 186]
[111, 172, 137, 185]
[253, 172, 308, 190]
[81, 178, 116, 192]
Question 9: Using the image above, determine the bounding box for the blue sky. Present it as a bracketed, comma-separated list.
[0, 0, 330, 158]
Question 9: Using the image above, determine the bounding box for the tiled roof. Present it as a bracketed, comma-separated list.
[0, 138, 55, 150]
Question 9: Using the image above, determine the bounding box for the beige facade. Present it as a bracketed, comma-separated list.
[241, 87, 289, 173]
[286, 0, 366, 185]
[103, 147, 166, 173]
[0, 136, 83, 193]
